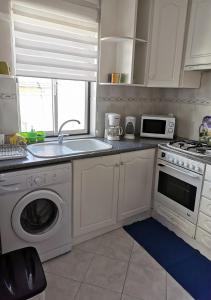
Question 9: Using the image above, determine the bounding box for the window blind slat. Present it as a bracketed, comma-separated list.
[13, 0, 99, 81]
[16, 63, 97, 81]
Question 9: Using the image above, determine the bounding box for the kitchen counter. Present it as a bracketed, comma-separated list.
[0, 137, 167, 172]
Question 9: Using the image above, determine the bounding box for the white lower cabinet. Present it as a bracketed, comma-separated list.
[118, 149, 155, 220]
[73, 150, 155, 237]
[73, 155, 120, 237]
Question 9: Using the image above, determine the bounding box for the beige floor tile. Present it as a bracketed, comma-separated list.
[95, 229, 134, 262]
[84, 254, 128, 293]
[29, 292, 45, 300]
[121, 294, 144, 300]
[75, 283, 121, 300]
[75, 229, 134, 262]
[44, 273, 80, 300]
[123, 262, 166, 300]
[130, 244, 163, 271]
[167, 274, 194, 300]
[74, 236, 103, 253]
[43, 249, 94, 281]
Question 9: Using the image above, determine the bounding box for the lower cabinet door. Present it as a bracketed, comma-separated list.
[118, 149, 155, 221]
[73, 155, 120, 237]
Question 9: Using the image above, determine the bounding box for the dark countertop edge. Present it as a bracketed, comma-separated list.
[0, 138, 160, 173]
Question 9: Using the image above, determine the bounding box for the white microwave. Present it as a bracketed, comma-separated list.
[140, 114, 175, 139]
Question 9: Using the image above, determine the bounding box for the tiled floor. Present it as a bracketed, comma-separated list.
[36, 228, 194, 300]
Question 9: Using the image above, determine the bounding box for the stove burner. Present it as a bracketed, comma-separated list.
[196, 148, 206, 154]
[165, 139, 211, 157]
[178, 142, 185, 148]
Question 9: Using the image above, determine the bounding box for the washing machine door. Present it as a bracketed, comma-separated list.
[12, 190, 64, 242]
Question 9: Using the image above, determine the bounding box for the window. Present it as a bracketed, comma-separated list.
[18, 77, 89, 136]
[12, 0, 99, 136]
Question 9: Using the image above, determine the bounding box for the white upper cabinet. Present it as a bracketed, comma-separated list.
[118, 149, 155, 221]
[100, 0, 137, 38]
[185, 0, 211, 69]
[99, 0, 200, 88]
[147, 0, 188, 87]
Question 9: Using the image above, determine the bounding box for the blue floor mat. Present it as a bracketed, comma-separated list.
[124, 218, 211, 300]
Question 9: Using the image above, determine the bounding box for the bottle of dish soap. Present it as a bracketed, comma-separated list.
[28, 127, 37, 143]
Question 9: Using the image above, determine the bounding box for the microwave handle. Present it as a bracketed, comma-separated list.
[158, 163, 201, 179]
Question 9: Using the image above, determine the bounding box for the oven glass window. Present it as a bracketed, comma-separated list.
[158, 171, 196, 211]
[142, 119, 166, 134]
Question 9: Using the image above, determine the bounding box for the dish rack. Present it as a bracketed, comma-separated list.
[0, 145, 27, 160]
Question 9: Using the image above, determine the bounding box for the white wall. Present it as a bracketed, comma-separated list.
[0, 78, 19, 134]
[0, 0, 14, 75]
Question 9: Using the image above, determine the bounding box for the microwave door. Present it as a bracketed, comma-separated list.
[154, 160, 202, 224]
[142, 119, 166, 134]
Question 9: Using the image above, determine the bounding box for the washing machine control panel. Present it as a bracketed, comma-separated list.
[26, 170, 66, 188]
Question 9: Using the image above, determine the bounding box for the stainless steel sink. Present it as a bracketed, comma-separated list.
[27, 139, 112, 158]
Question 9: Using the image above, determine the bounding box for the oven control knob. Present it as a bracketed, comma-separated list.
[195, 166, 200, 173]
[184, 162, 189, 168]
[179, 160, 184, 166]
[191, 164, 196, 171]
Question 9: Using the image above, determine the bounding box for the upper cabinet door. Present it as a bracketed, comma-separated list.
[148, 0, 188, 87]
[185, 0, 211, 68]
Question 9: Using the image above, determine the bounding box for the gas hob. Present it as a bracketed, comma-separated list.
[163, 140, 211, 157]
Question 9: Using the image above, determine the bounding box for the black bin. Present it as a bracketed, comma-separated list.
[0, 247, 47, 300]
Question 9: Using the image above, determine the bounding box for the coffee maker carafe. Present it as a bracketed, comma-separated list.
[105, 113, 123, 141]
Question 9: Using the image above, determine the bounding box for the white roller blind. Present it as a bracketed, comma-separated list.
[12, 0, 99, 81]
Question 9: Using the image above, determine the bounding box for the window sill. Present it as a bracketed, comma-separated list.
[44, 134, 95, 143]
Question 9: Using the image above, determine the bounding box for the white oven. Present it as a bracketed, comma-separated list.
[154, 149, 205, 224]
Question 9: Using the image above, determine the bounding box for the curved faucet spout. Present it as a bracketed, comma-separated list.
[58, 119, 80, 144]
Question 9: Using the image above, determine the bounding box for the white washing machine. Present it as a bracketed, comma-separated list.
[0, 163, 72, 262]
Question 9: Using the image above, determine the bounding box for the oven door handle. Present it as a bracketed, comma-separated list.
[158, 163, 201, 179]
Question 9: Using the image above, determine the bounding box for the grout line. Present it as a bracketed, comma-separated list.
[120, 240, 134, 299]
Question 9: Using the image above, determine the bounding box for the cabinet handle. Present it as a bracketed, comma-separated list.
[120, 162, 124, 165]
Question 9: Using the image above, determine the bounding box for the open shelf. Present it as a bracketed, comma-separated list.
[101, 0, 137, 38]
[101, 36, 134, 42]
[99, 39, 134, 84]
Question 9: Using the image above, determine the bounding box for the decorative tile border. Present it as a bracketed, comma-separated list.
[99, 96, 160, 103]
[160, 97, 211, 106]
[99, 96, 211, 106]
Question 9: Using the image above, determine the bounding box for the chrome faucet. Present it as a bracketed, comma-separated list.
[58, 119, 80, 144]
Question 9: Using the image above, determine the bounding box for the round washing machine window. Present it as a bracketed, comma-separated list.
[12, 190, 64, 243]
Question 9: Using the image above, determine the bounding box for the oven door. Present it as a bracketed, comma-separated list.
[154, 159, 203, 224]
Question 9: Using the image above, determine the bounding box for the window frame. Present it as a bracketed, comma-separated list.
[17, 77, 90, 137]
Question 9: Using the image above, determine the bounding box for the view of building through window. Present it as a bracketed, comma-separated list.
[18, 77, 89, 135]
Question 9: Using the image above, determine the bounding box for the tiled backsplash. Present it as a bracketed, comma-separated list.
[96, 85, 161, 137]
[1, 73, 211, 140]
[96, 72, 211, 140]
